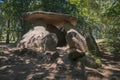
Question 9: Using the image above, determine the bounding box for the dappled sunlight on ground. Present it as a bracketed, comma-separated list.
[0, 43, 120, 80]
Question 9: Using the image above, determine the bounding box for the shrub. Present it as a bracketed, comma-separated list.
[98, 38, 120, 55]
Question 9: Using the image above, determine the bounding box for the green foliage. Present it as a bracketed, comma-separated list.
[108, 38, 120, 54]
[98, 38, 120, 54]
[41, 0, 77, 15]
[100, 0, 120, 38]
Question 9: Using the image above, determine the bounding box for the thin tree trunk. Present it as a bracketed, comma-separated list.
[0, 29, 2, 41]
[13, 32, 16, 41]
[6, 19, 10, 44]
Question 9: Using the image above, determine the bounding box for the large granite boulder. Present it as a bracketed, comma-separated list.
[17, 26, 49, 49]
[41, 33, 58, 52]
[66, 29, 87, 52]
[17, 25, 67, 52]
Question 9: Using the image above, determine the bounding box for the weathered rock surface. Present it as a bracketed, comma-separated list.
[66, 29, 87, 52]
[17, 25, 67, 51]
[17, 26, 49, 49]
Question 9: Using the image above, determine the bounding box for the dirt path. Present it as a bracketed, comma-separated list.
[0, 44, 120, 80]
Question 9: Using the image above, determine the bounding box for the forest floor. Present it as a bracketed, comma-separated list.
[0, 43, 120, 80]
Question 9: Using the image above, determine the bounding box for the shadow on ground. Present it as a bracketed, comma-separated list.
[0, 44, 120, 80]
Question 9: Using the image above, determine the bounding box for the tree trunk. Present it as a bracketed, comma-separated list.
[6, 19, 10, 44]
[0, 29, 2, 41]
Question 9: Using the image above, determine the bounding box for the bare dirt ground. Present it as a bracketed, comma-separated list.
[0, 43, 120, 80]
